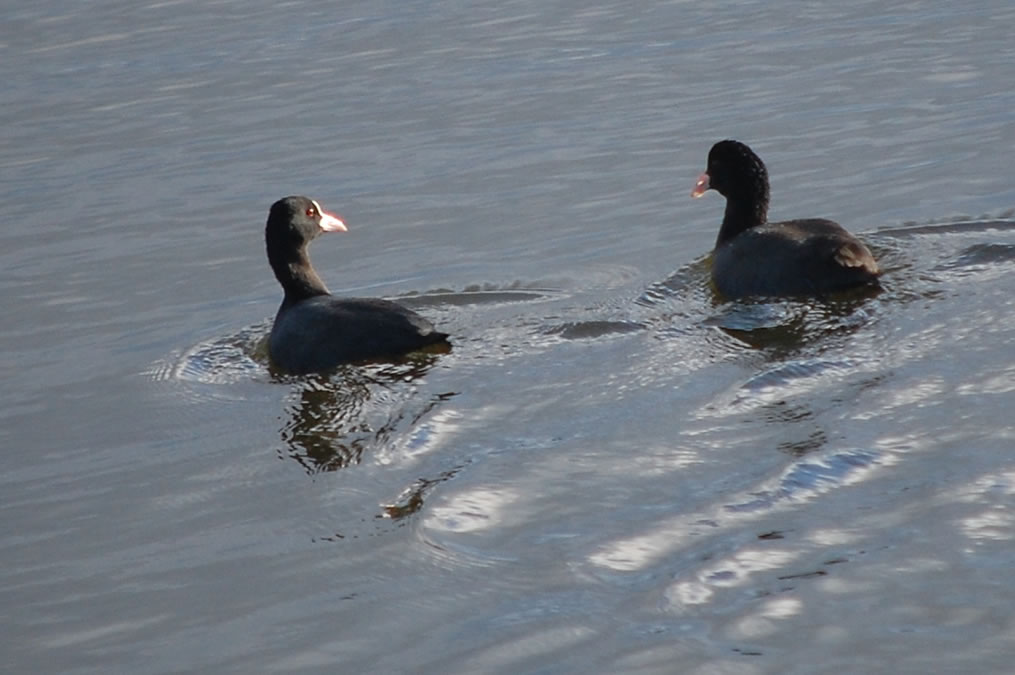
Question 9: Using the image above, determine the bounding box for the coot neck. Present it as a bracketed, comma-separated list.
[716, 188, 769, 247]
[268, 245, 330, 304]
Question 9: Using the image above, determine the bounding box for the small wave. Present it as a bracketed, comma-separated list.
[149, 320, 272, 385]
[725, 447, 882, 513]
[738, 357, 859, 394]
[937, 242, 1015, 270]
[544, 320, 646, 340]
[636, 257, 713, 308]
[396, 284, 563, 308]
[874, 215, 1015, 238]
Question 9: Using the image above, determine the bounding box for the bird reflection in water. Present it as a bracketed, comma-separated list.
[708, 287, 881, 356]
[274, 352, 453, 474]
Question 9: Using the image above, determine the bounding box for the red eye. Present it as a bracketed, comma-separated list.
[305, 207, 316, 217]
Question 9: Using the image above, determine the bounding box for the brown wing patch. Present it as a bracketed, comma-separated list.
[834, 240, 880, 274]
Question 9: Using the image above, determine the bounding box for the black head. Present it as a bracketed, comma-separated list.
[265, 196, 347, 301]
[692, 140, 771, 243]
[265, 195, 347, 254]
[692, 140, 769, 203]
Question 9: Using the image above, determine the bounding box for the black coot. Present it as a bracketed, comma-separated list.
[265, 196, 449, 374]
[692, 140, 880, 298]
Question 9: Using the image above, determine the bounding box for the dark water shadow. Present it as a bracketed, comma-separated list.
[873, 215, 1015, 238]
[543, 320, 646, 340]
[934, 241, 1015, 273]
[274, 354, 455, 474]
[395, 285, 561, 308]
[707, 289, 881, 356]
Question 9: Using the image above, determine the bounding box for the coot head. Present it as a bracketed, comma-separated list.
[265, 196, 348, 303]
[266, 196, 347, 251]
[692, 140, 774, 245]
[692, 140, 770, 208]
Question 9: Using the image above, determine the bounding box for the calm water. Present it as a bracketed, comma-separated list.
[3, 1, 1015, 673]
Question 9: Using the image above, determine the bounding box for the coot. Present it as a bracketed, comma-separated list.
[265, 196, 449, 374]
[692, 140, 880, 298]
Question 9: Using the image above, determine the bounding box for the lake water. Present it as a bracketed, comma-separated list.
[3, 1, 1015, 673]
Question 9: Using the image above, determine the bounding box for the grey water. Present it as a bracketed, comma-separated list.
[3, 1, 1015, 673]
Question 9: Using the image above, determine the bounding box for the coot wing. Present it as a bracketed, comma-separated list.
[712, 220, 879, 298]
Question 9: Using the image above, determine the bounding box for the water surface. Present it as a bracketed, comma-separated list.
[3, 1, 1015, 673]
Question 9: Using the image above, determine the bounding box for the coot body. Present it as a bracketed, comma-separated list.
[265, 196, 448, 374]
[692, 140, 880, 298]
